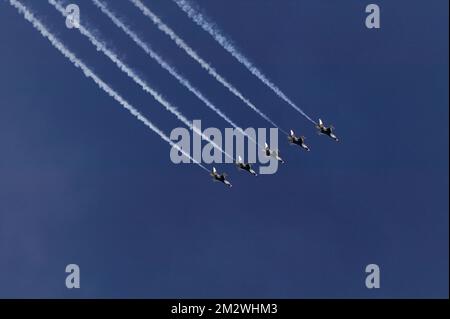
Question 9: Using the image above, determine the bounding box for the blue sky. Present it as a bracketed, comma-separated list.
[0, 0, 448, 298]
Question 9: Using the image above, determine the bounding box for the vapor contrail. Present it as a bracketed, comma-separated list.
[9, 0, 208, 172]
[48, 0, 233, 163]
[173, 0, 316, 125]
[91, 0, 257, 146]
[129, 0, 287, 135]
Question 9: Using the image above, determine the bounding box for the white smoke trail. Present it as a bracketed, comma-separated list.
[48, 0, 233, 162]
[9, 0, 208, 172]
[173, 0, 317, 125]
[129, 0, 287, 135]
[91, 0, 257, 146]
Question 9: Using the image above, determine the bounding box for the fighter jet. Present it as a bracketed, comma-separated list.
[288, 130, 310, 152]
[264, 143, 285, 163]
[211, 167, 232, 188]
[316, 119, 339, 142]
[236, 156, 257, 176]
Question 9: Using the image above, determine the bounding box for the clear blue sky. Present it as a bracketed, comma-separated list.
[0, 0, 448, 298]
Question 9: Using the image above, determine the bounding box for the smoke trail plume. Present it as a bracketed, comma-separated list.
[91, 0, 256, 145]
[9, 0, 208, 172]
[129, 0, 287, 134]
[173, 0, 317, 125]
[49, 0, 233, 162]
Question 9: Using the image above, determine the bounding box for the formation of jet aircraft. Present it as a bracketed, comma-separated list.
[211, 119, 339, 188]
